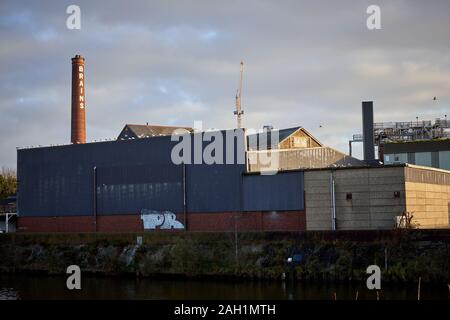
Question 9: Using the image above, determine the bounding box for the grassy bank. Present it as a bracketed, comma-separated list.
[0, 230, 449, 283]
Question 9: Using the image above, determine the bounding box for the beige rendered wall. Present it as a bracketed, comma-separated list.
[305, 167, 406, 230]
[404, 165, 450, 228]
[304, 170, 333, 230]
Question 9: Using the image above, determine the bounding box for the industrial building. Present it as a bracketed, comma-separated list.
[305, 164, 450, 230]
[383, 139, 450, 170]
[17, 129, 306, 232]
[13, 55, 450, 232]
[350, 114, 450, 166]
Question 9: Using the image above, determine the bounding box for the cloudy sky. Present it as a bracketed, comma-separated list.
[1, 0, 449, 168]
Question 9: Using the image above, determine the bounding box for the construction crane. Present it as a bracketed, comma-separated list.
[234, 61, 244, 128]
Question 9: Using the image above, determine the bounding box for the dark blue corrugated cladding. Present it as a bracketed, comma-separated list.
[96, 164, 183, 214]
[17, 129, 247, 217]
[17, 128, 304, 217]
[242, 171, 304, 211]
[186, 164, 244, 212]
[185, 129, 246, 212]
[17, 135, 180, 217]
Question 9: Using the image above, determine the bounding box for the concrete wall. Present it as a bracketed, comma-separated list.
[404, 165, 450, 228]
[305, 167, 406, 230]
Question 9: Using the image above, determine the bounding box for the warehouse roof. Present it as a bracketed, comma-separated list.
[118, 124, 193, 140]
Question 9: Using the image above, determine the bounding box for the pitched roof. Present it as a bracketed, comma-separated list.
[118, 124, 193, 140]
[247, 126, 322, 150]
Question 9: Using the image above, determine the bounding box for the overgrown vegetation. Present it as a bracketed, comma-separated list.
[395, 212, 420, 229]
[0, 230, 449, 283]
[0, 167, 16, 200]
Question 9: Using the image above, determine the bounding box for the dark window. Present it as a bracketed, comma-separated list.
[346, 193, 352, 200]
[394, 191, 401, 198]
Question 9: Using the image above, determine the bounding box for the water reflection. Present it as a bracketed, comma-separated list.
[0, 287, 19, 300]
[0, 274, 447, 300]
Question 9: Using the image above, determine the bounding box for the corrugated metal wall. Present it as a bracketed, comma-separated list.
[18, 135, 183, 216]
[186, 165, 243, 212]
[185, 129, 246, 212]
[243, 172, 304, 211]
[18, 130, 305, 217]
[97, 164, 184, 214]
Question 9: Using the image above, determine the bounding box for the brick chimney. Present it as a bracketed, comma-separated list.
[71, 54, 86, 144]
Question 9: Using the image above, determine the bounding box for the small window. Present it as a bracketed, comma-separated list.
[346, 193, 352, 200]
[394, 191, 401, 198]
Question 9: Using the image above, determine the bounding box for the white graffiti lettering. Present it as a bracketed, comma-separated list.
[140, 210, 184, 230]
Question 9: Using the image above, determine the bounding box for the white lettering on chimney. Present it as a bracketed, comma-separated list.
[77, 62, 84, 109]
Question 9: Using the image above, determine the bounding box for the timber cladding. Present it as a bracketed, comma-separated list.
[278, 128, 321, 149]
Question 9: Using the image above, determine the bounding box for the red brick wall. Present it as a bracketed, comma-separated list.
[17, 216, 96, 233]
[97, 215, 142, 232]
[18, 211, 305, 233]
[185, 211, 305, 231]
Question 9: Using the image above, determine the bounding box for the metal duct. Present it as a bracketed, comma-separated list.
[362, 101, 375, 162]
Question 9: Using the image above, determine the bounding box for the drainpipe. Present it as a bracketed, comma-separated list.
[330, 172, 336, 231]
[243, 128, 249, 173]
[93, 166, 97, 232]
[183, 163, 187, 231]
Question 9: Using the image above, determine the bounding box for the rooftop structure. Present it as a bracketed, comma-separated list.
[117, 124, 193, 140]
[247, 126, 322, 151]
[351, 117, 450, 159]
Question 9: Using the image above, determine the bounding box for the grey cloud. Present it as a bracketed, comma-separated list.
[1, 0, 450, 168]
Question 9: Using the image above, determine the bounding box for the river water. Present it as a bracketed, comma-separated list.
[0, 274, 448, 300]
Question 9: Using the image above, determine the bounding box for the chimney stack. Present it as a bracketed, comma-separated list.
[71, 54, 86, 144]
[362, 101, 375, 162]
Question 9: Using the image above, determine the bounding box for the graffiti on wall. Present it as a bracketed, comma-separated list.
[140, 209, 184, 230]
